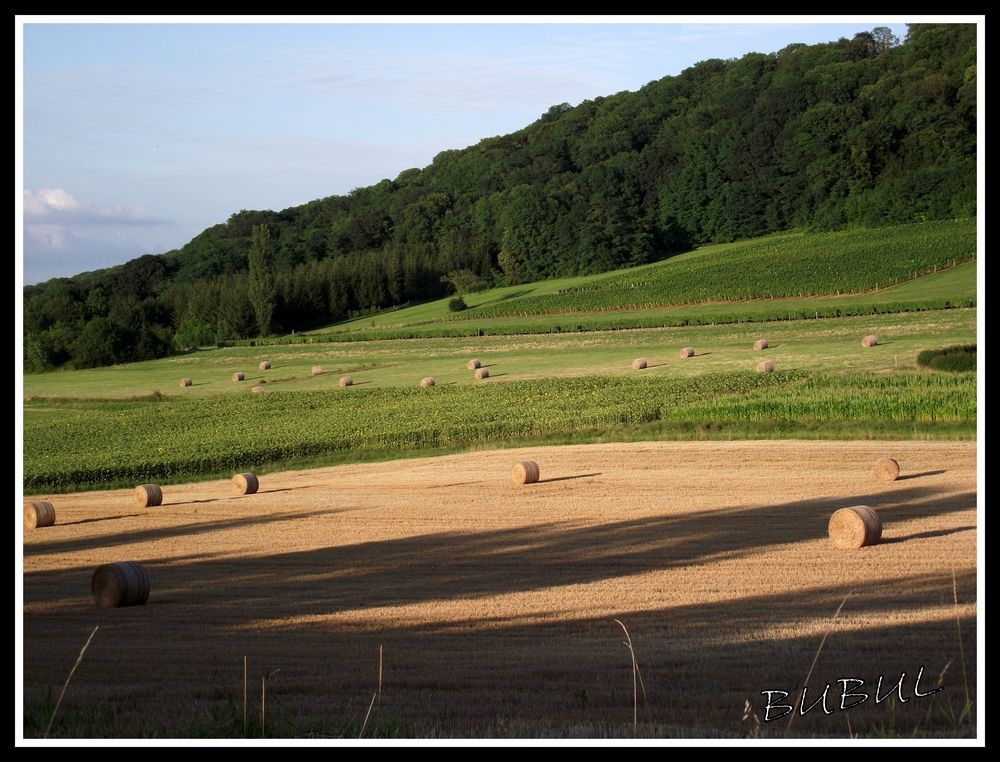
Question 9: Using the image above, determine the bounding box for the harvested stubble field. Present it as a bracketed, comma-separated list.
[23, 441, 976, 738]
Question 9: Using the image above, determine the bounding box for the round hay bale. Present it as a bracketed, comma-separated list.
[251, 384, 266, 395]
[512, 461, 540, 485]
[134, 484, 162, 508]
[874, 457, 900, 482]
[861, 335, 878, 348]
[420, 377, 435, 387]
[475, 368, 490, 380]
[179, 378, 192, 388]
[756, 360, 775, 373]
[232, 371, 245, 382]
[753, 339, 769, 351]
[679, 347, 694, 358]
[259, 360, 271, 370]
[828, 506, 882, 549]
[232, 472, 259, 495]
[312, 366, 322, 375]
[339, 375, 353, 387]
[467, 359, 482, 370]
[91, 561, 150, 608]
[24, 500, 56, 530]
[632, 358, 648, 370]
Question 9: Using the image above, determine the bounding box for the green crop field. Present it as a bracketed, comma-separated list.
[23, 370, 975, 492]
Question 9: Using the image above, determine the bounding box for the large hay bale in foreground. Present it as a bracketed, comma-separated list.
[679, 347, 694, 358]
[467, 359, 482, 370]
[475, 368, 490, 379]
[828, 506, 882, 549]
[232, 472, 259, 495]
[134, 484, 162, 508]
[861, 335, 878, 348]
[179, 378, 192, 387]
[259, 360, 271, 370]
[874, 457, 900, 482]
[420, 377, 435, 387]
[251, 384, 266, 395]
[312, 366, 322, 375]
[756, 360, 775, 373]
[232, 371, 245, 382]
[512, 461, 540, 485]
[339, 375, 353, 387]
[632, 358, 648, 370]
[753, 339, 769, 351]
[24, 501, 56, 530]
[91, 561, 150, 608]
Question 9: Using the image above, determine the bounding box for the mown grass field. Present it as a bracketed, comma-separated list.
[24, 309, 975, 400]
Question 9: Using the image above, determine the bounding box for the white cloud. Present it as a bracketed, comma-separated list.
[23, 188, 167, 225]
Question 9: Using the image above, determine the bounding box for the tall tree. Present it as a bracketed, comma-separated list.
[247, 224, 275, 337]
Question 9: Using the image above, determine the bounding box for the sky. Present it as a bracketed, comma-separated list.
[19, 17, 914, 284]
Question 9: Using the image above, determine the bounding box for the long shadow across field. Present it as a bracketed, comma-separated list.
[24, 484, 974, 619]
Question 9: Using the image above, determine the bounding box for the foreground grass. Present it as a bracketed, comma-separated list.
[24, 370, 975, 492]
[23, 309, 976, 400]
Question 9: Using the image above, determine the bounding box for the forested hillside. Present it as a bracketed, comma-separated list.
[23, 24, 976, 371]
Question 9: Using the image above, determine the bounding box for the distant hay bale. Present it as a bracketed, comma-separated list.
[861, 335, 878, 348]
[756, 360, 775, 373]
[420, 377, 435, 387]
[91, 561, 150, 608]
[512, 461, 540, 485]
[134, 484, 162, 508]
[259, 360, 271, 370]
[24, 501, 56, 531]
[874, 457, 900, 482]
[475, 368, 490, 379]
[232, 472, 259, 495]
[179, 378, 192, 387]
[312, 366, 322, 375]
[467, 359, 482, 370]
[753, 339, 769, 351]
[232, 371, 245, 382]
[828, 505, 882, 549]
[339, 375, 353, 387]
[251, 385, 266, 395]
[632, 358, 648, 370]
[679, 347, 694, 358]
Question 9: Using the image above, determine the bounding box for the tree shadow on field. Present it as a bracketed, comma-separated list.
[23, 507, 358, 557]
[21, 512, 978, 738]
[897, 470, 947, 481]
[25, 483, 974, 624]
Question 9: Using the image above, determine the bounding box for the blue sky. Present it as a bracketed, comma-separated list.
[20, 19, 912, 284]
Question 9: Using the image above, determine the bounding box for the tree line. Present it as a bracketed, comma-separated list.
[23, 24, 976, 371]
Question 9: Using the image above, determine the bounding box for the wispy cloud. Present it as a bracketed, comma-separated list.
[23, 188, 167, 225]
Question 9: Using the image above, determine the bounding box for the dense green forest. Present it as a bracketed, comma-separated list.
[23, 24, 976, 371]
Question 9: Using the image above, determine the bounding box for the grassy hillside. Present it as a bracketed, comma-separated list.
[311, 220, 974, 336]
